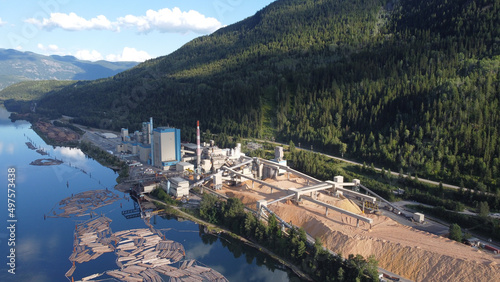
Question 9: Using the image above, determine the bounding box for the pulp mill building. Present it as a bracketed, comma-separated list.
[117, 118, 182, 170]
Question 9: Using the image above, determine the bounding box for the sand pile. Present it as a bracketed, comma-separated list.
[335, 199, 362, 214]
[270, 202, 500, 281]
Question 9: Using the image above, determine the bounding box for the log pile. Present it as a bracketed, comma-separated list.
[66, 216, 227, 281]
[48, 189, 119, 218]
[155, 260, 228, 282]
[68, 216, 114, 266]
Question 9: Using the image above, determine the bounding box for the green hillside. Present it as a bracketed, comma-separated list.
[31, 0, 500, 191]
[0, 80, 75, 102]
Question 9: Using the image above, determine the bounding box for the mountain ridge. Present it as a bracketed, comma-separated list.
[0, 48, 139, 90]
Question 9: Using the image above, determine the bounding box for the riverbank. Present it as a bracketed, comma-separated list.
[143, 194, 313, 281]
[29, 120, 129, 180]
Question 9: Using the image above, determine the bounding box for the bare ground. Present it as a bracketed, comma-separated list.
[35, 121, 79, 143]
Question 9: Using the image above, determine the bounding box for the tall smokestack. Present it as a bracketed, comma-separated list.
[197, 120, 201, 171]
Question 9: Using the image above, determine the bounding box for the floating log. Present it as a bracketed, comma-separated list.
[65, 265, 76, 277]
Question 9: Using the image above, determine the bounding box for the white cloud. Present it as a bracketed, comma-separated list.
[186, 242, 215, 259]
[37, 43, 60, 52]
[73, 47, 151, 62]
[6, 144, 14, 154]
[74, 49, 103, 61]
[26, 12, 117, 31]
[118, 7, 222, 34]
[55, 147, 85, 160]
[106, 47, 152, 62]
[24, 8, 222, 34]
[0, 17, 7, 26]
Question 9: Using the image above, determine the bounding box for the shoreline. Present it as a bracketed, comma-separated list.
[142, 194, 313, 281]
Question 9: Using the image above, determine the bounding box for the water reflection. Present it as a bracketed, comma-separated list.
[54, 146, 86, 161]
[186, 241, 216, 260]
[0, 104, 304, 282]
[0, 142, 15, 155]
[196, 227, 304, 282]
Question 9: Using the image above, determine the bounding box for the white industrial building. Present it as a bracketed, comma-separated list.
[121, 128, 129, 141]
[140, 181, 159, 194]
[99, 132, 118, 139]
[168, 177, 190, 198]
[176, 162, 194, 172]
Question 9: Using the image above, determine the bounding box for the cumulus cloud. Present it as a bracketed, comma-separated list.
[6, 144, 14, 154]
[186, 242, 215, 259]
[0, 17, 7, 26]
[118, 7, 222, 34]
[37, 43, 60, 52]
[74, 47, 151, 62]
[106, 47, 152, 62]
[25, 8, 222, 34]
[54, 147, 86, 160]
[26, 12, 117, 31]
[74, 49, 104, 61]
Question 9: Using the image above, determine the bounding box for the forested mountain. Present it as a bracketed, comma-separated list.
[30, 0, 500, 191]
[0, 80, 74, 102]
[0, 48, 138, 90]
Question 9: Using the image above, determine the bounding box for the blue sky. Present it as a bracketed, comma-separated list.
[0, 0, 275, 62]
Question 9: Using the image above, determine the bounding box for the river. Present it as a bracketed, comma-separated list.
[0, 105, 302, 282]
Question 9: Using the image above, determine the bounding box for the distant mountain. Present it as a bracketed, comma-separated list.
[19, 0, 500, 190]
[0, 48, 139, 90]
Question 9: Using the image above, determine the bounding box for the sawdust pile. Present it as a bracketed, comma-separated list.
[220, 175, 500, 281]
[335, 199, 362, 214]
[270, 202, 500, 282]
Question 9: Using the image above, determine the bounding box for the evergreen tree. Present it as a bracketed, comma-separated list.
[449, 223, 463, 242]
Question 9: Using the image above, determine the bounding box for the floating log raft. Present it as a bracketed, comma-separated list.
[114, 228, 185, 270]
[69, 216, 114, 266]
[156, 260, 228, 282]
[66, 216, 227, 282]
[48, 189, 120, 218]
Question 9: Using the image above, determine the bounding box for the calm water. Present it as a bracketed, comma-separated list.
[0, 106, 301, 282]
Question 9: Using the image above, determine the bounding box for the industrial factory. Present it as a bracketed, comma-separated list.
[106, 118, 499, 282]
[116, 118, 413, 230]
[117, 118, 248, 198]
[117, 119, 244, 173]
[117, 118, 182, 170]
